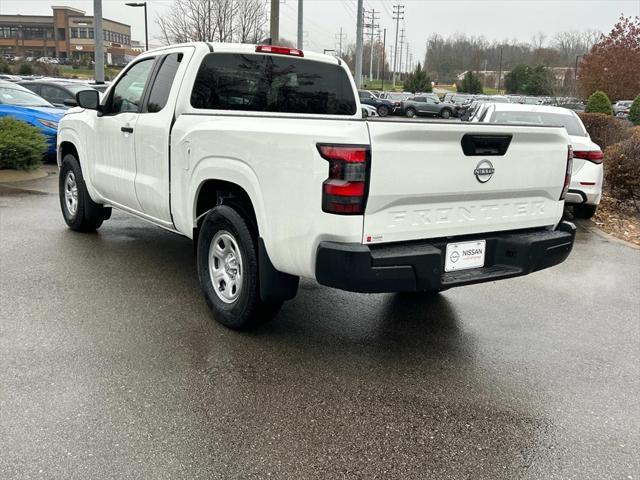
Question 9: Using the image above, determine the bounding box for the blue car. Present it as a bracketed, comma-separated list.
[0, 81, 66, 157]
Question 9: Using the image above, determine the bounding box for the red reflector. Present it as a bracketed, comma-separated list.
[573, 150, 604, 164]
[317, 145, 367, 163]
[580, 182, 596, 186]
[255, 45, 304, 57]
[324, 181, 365, 197]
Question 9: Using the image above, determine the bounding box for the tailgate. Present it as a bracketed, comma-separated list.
[363, 121, 570, 244]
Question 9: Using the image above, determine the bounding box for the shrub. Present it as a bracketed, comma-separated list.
[0, 58, 10, 74]
[0, 117, 47, 170]
[629, 95, 640, 126]
[604, 127, 640, 206]
[34, 63, 60, 77]
[578, 113, 633, 150]
[585, 90, 613, 115]
[18, 63, 33, 76]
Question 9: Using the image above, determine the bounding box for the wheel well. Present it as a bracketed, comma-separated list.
[60, 142, 79, 161]
[195, 180, 258, 235]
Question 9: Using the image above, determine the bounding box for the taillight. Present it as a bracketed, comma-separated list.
[573, 150, 604, 164]
[560, 146, 573, 201]
[255, 45, 304, 57]
[317, 144, 369, 215]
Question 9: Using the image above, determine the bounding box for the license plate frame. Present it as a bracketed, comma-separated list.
[444, 240, 486, 273]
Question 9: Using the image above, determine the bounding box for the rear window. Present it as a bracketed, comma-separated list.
[191, 53, 357, 115]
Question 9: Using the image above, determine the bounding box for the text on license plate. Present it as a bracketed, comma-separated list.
[444, 240, 486, 272]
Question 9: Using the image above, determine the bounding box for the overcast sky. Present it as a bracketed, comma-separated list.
[1, 0, 638, 59]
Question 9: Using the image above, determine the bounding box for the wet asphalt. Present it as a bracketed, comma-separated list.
[0, 172, 639, 480]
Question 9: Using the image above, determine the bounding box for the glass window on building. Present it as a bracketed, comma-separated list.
[88, 28, 94, 39]
[70, 28, 78, 39]
[79, 28, 88, 39]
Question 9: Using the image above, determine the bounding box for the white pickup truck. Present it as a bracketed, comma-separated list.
[57, 42, 576, 329]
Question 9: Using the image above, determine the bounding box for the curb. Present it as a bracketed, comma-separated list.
[0, 168, 48, 183]
[578, 220, 640, 250]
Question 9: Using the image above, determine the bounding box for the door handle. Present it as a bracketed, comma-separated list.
[121, 126, 134, 133]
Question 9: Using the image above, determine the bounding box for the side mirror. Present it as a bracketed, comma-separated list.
[76, 89, 100, 110]
[63, 98, 78, 107]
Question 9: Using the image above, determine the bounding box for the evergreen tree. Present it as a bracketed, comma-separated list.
[404, 63, 432, 93]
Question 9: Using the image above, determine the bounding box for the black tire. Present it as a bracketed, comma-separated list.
[377, 105, 390, 117]
[573, 203, 597, 219]
[59, 153, 109, 232]
[197, 205, 282, 329]
[441, 109, 452, 119]
[405, 107, 417, 118]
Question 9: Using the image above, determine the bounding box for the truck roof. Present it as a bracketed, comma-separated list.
[142, 42, 342, 66]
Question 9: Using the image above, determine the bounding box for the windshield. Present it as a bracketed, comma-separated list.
[387, 93, 405, 100]
[490, 110, 587, 136]
[0, 86, 53, 107]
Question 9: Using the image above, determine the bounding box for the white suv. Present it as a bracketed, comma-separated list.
[478, 103, 603, 219]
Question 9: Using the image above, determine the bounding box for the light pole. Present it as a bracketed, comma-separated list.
[125, 2, 148, 51]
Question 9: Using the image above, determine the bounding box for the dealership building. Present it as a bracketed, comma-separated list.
[0, 6, 137, 63]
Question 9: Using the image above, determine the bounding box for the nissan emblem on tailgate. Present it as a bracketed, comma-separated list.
[474, 160, 495, 183]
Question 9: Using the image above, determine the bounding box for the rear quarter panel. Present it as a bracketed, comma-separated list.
[170, 114, 370, 278]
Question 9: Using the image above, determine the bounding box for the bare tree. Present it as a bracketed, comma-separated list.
[531, 32, 547, 50]
[235, 0, 268, 43]
[156, 0, 268, 45]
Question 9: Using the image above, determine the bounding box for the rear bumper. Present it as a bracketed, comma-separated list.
[315, 222, 576, 293]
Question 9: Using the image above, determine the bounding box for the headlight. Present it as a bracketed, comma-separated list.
[37, 119, 58, 129]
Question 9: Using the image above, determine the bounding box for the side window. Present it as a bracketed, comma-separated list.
[415, 97, 425, 102]
[108, 58, 154, 114]
[24, 84, 41, 96]
[359, 92, 369, 100]
[146, 53, 182, 113]
[41, 85, 68, 104]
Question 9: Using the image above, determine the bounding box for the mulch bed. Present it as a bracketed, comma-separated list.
[593, 194, 640, 246]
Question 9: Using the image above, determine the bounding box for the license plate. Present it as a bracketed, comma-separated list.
[444, 240, 486, 272]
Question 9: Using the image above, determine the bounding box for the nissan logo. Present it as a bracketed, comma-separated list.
[474, 160, 495, 183]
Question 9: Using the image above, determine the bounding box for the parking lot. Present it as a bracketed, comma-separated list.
[1, 166, 639, 479]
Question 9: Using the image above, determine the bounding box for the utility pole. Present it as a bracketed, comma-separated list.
[355, 0, 364, 88]
[381, 29, 387, 90]
[375, 28, 382, 80]
[363, 9, 379, 83]
[335, 28, 345, 57]
[398, 28, 405, 81]
[497, 46, 504, 93]
[93, 0, 104, 83]
[392, 4, 404, 87]
[270, 0, 279, 44]
[405, 42, 409, 75]
[297, 0, 303, 49]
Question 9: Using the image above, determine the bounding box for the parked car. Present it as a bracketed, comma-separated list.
[57, 42, 575, 329]
[613, 100, 633, 118]
[479, 103, 602, 218]
[37, 57, 60, 65]
[442, 92, 455, 103]
[361, 104, 378, 117]
[0, 74, 22, 82]
[19, 80, 99, 108]
[402, 95, 455, 119]
[358, 90, 397, 116]
[0, 80, 64, 157]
